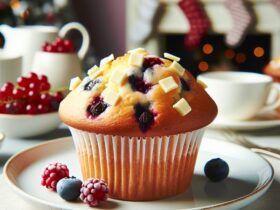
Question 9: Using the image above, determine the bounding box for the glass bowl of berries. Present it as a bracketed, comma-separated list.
[32, 37, 88, 89]
[0, 72, 64, 138]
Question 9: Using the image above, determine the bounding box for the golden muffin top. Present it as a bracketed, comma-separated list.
[59, 49, 217, 137]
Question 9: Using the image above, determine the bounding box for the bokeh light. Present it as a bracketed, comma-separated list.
[202, 43, 214, 55]
[253, 47, 264, 58]
[224, 49, 235, 59]
[235, 53, 246, 64]
[198, 61, 209, 71]
[10, 0, 20, 9]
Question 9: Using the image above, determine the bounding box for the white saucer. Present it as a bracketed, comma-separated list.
[4, 137, 273, 210]
[209, 112, 280, 130]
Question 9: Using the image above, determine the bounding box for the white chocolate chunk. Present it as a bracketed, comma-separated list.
[87, 65, 99, 76]
[87, 65, 102, 79]
[69, 76, 82, 91]
[102, 88, 121, 106]
[170, 61, 185, 76]
[128, 53, 144, 67]
[110, 69, 127, 85]
[197, 79, 208, 88]
[159, 76, 178, 93]
[173, 98, 192, 116]
[128, 48, 146, 54]
[164, 52, 181, 62]
[100, 54, 114, 66]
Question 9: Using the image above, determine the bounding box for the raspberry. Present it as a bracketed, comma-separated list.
[80, 178, 109, 207]
[41, 163, 69, 191]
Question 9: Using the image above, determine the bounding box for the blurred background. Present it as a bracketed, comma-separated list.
[0, 0, 280, 76]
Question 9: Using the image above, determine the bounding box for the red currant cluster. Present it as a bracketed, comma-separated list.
[42, 37, 75, 53]
[0, 72, 64, 115]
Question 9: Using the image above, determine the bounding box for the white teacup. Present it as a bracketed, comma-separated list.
[197, 72, 280, 121]
[0, 50, 22, 87]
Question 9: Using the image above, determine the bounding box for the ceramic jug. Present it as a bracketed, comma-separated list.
[0, 22, 89, 74]
[32, 23, 90, 89]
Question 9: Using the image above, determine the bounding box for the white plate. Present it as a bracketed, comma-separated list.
[209, 112, 280, 130]
[3, 137, 273, 210]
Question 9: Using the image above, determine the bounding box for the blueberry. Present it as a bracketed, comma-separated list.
[133, 103, 155, 132]
[204, 158, 229, 182]
[87, 96, 108, 118]
[84, 79, 101, 91]
[128, 75, 152, 93]
[57, 177, 82, 201]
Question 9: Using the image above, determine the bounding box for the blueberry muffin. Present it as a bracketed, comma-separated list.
[59, 48, 217, 201]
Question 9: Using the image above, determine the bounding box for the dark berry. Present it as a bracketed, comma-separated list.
[41, 163, 69, 191]
[57, 177, 82, 201]
[128, 75, 152, 93]
[5, 103, 15, 114]
[134, 103, 155, 132]
[204, 158, 229, 182]
[80, 178, 109, 207]
[180, 78, 190, 91]
[84, 79, 101, 91]
[12, 100, 26, 114]
[143, 57, 163, 70]
[87, 97, 108, 118]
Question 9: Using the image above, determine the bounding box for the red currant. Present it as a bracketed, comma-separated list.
[55, 37, 64, 45]
[1, 82, 14, 94]
[53, 92, 64, 103]
[0, 90, 7, 101]
[26, 104, 37, 115]
[28, 82, 38, 91]
[57, 46, 64, 53]
[63, 39, 74, 52]
[0, 104, 5, 113]
[42, 42, 50, 51]
[40, 93, 51, 105]
[12, 100, 26, 114]
[17, 77, 29, 87]
[37, 104, 50, 113]
[46, 45, 55, 52]
[40, 82, 51, 91]
[13, 88, 27, 99]
[5, 103, 15, 114]
[38, 75, 48, 83]
[26, 72, 39, 83]
[27, 90, 40, 103]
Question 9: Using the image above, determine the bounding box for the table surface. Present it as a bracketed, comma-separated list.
[0, 125, 279, 210]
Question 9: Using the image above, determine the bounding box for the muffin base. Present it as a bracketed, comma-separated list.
[69, 127, 205, 201]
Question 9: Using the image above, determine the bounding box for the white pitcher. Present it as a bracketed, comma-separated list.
[0, 22, 90, 74]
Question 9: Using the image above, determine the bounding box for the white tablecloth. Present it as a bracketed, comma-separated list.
[0, 126, 279, 210]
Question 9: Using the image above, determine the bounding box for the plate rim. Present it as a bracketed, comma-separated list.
[3, 137, 275, 210]
[209, 118, 280, 130]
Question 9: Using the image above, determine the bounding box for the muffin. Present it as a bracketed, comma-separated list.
[59, 49, 217, 201]
[264, 56, 280, 82]
[264, 56, 280, 112]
